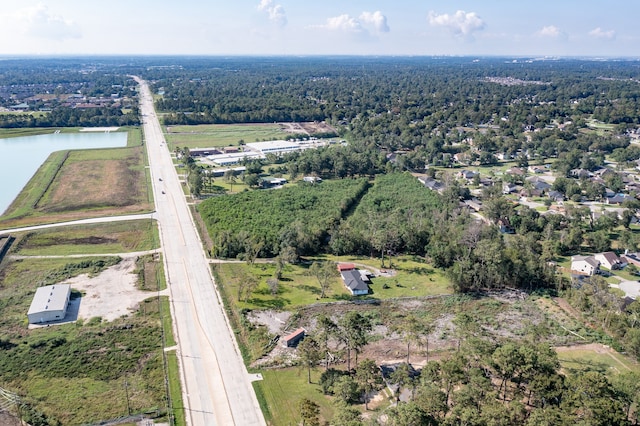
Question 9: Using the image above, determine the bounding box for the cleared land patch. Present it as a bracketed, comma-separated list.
[556, 343, 640, 375]
[165, 123, 287, 149]
[40, 148, 146, 212]
[63, 255, 161, 322]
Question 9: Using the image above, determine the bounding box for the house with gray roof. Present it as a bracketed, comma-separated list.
[340, 269, 370, 296]
[571, 255, 600, 276]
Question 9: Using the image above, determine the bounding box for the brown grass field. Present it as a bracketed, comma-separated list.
[0, 145, 152, 229]
[42, 155, 142, 212]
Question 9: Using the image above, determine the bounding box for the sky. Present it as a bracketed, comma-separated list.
[0, 0, 639, 57]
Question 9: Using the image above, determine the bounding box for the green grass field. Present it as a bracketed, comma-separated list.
[254, 368, 336, 426]
[166, 351, 186, 426]
[321, 255, 453, 298]
[164, 123, 288, 150]
[12, 220, 159, 255]
[214, 255, 451, 310]
[557, 345, 640, 376]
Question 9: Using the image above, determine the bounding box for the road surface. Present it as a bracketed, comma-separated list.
[0, 213, 156, 235]
[136, 78, 266, 426]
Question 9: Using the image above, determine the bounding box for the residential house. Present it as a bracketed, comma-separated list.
[458, 170, 478, 181]
[303, 176, 322, 183]
[520, 188, 542, 198]
[498, 217, 515, 234]
[340, 270, 370, 296]
[260, 177, 287, 189]
[506, 167, 525, 176]
[594, 252, 625, 270]
[606, 193, 634, 205]
[571, 255, 600, 276]
[570, 168, 592, 179]
[548, 190, 565, 202]
[479, 177, 494, 187]
[418, 177, 444, 193]
[528, 165, 546, 174]
[594, 168, 615, 178]
[503, 183, 518, 194]
[464, 199, 483, 212]
[526, 176, 552, 192]
[338, 264, 370, 296]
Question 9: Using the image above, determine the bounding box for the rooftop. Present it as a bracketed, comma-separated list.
[27, 284, 71, 315]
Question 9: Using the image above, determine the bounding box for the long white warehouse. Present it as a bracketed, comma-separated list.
[27, 284, 71, 324]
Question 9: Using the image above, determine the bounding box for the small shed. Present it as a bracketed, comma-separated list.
[337, 263, 356, 272]
[281, 327, 306, 347]
[27, 284, 71, 324]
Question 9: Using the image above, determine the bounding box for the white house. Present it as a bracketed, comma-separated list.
[338, 264, 370, 296]
[594, 252, 625, 270]
[570, 255, 600, 276]
[27, 284, 71, 324]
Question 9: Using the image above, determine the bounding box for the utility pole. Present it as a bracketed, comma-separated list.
[124, 375, 131, 416]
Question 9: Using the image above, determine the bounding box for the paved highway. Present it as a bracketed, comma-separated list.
[135, 78, 266, 426]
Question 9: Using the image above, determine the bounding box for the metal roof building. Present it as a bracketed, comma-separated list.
[27, 284, 71, 324]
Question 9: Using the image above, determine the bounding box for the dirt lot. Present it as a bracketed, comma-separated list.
[63, 256, 160, 322]
[279, 121, 336, 135]
[249, 292, 588, 369]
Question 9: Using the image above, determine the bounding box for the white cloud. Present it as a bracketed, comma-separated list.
[316, 11, 390, 36]
[3, 3, 81, 41]
[257, 0, 287, 28]
[325, 14, 363, 33]
[589, 27, 616, 40]
[428, 10, 485, 38]
[359, 11, 390, 33]
[537, 25, 566, 39]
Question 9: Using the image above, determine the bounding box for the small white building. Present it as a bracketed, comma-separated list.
[570, 256, 600, 276]
[27, 284, 71, 324]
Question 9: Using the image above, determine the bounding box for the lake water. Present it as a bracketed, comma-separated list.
[0, 132, 128, 215]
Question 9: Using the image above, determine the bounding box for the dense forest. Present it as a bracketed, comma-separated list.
[198, 178, 370, 258]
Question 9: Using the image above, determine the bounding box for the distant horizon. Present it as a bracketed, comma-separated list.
[1, 54, 640, 61]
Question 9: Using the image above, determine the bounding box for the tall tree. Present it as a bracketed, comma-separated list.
[339, 311, 372, 371]
[355, 359, 383, 410]
[298, 337, 322, 384]
[299, 398, 320, 426]
[308, 261, 338, 298]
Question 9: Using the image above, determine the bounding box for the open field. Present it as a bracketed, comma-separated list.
[212, 255, 451, 313]
[213, 262, 353, 311]
[0, 129, 153, 229]
[320, 255, 453, 298]
[165, 123, 287, 149]
[253, 368, 336, 426]
[11, 219, 159, 255]
[556, 343, 640, 375]
[0, 255, 169, 424]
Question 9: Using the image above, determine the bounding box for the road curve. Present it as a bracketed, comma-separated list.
[136, 78, 266, 426]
